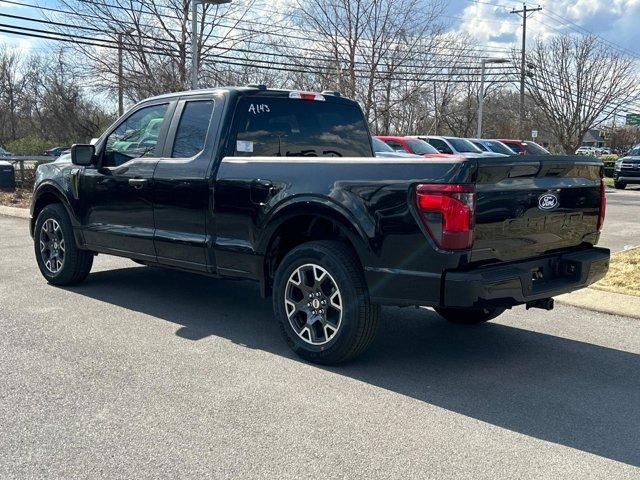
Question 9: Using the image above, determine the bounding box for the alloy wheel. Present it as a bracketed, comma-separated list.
[39, 218, 65, 274]
[284, 263, 343, 346]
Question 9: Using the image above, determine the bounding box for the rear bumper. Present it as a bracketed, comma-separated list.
[442, 247, 610, 308]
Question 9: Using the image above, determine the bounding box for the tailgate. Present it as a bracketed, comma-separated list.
[472, 155, 603, 263]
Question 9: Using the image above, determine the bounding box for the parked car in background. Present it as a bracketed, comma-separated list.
[43, 147, 71, 157]
[576, 146, 598, 156]
[500, 139, 551, 155]
[0, 146, 13, 158]
[376, 136, 454, 158]
[467, 138, 515, 156]
[421, 136, 507, 158]
[371, 137, 420, 158]
[613, 144, 640, 189]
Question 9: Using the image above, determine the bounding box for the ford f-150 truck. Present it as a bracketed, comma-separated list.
[31, 86, 610, 364]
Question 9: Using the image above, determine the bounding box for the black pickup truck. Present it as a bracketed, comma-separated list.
[31, 86, 610, 364]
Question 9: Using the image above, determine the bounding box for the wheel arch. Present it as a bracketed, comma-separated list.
[31, 183, 79, 239]
[258, 198, 375, 297]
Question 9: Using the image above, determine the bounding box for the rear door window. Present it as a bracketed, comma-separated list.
[171, 100, 215, 158]
[232, 97, 372, 157]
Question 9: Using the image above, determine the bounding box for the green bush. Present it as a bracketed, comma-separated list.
[600, 154, 619, 178]
[5, 136, 60, 156]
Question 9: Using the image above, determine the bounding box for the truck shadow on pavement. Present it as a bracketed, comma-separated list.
[73, 265, 640, 468]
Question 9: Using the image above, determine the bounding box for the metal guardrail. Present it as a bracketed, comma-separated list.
[1, 156, 56, 187]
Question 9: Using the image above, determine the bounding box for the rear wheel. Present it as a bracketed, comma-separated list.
[434, 307, 505, 325]
[34, 204, 93, 286]
[614, 181, 626, 189]
[273, 241, 380, 365]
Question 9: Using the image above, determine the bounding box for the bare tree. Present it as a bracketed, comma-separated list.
[526, 34, 640, 153]
[50, 0, 269, 102]
[292, 0, 445, 125]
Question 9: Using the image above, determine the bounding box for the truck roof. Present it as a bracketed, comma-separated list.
[140, 86, 352, 105]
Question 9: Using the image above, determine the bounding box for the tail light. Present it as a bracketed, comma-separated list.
[597, 179, 606, 231]
[415, 184, 476, 250]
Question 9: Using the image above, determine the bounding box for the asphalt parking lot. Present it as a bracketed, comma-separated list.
[1, 213, 639, 479]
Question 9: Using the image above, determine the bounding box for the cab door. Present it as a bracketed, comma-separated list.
[78, 101, 175, 261]
[152, 94, 222, 271]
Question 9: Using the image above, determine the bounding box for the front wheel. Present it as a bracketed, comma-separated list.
[614, 180, 626, 189]
[434, 307, 505, 325]
[34, 204, 93, 286]
[273, 241, 380, 365]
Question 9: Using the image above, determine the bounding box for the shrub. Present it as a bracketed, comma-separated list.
[5, 137, 59, 156]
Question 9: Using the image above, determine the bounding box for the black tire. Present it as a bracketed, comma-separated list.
[34, 204, 93, 286]
[614, 181, 626, 190]
[434, 306, 505, 325]
[273, 241, 380, 365]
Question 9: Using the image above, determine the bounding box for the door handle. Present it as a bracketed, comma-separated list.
[129, 178, 148, 189]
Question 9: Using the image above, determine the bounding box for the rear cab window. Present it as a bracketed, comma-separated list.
[231, 96, 373, 157]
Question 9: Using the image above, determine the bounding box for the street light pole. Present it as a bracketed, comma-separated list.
[477, 58, 510, 139]
[191, 0, 231, 90]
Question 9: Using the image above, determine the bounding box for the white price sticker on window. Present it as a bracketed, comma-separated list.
[236, 140, 254, 153]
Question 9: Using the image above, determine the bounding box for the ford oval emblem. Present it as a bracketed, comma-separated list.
[538, 193, 559, 211]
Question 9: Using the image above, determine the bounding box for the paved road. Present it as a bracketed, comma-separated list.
[601, 185, 640, 251]
[1, 215, 639, 479]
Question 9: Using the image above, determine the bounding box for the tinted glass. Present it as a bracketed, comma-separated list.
[233, 97, 372, 157]
[523, 141, 550, 155]
[447, 138, 482, 153]
[406, 139, 439, 155]
[172, 100, 214, 158]
[385, 140, 407, 152]
[504, 142, 524, 154]
[482, 140, 514, 155]
[471, 140, 489, 152]
[428, 138, 453, 154]
[104, 104, 168, 166]
[628, 147, 640, 156]
[372, 138, 394, 152]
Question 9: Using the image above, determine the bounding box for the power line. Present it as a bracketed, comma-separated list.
[0, 23, 521, 83]
[0, 12, 519, 71]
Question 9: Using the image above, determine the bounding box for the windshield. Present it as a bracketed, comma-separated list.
[523, 141, 550, 155]
[406, 139, 439, 155]
[481, 140, 514, 155]
[627, 147, 640, 157]
[372, 137, 394, 152]
[447, 138, 483, 153]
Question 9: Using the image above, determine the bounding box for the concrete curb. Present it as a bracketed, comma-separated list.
[0, 205, 30, 219]
[556, 288, 640, 319]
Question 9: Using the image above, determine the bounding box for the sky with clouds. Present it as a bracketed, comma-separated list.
[1, 0, 639, 57]
[445, 0, 640, 55]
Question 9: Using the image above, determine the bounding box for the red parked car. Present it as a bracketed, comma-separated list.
[376, 136, 455, 158]
[499, 139, 550, 155]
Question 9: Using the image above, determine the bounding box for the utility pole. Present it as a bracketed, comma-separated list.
[191, 0, 231, 90]
[433, 81, 438, 134]
[117, 32, 124, 117]
[511, 3, 542, 138]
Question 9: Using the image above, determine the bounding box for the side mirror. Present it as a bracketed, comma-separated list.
[71, 144, 95, 166]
